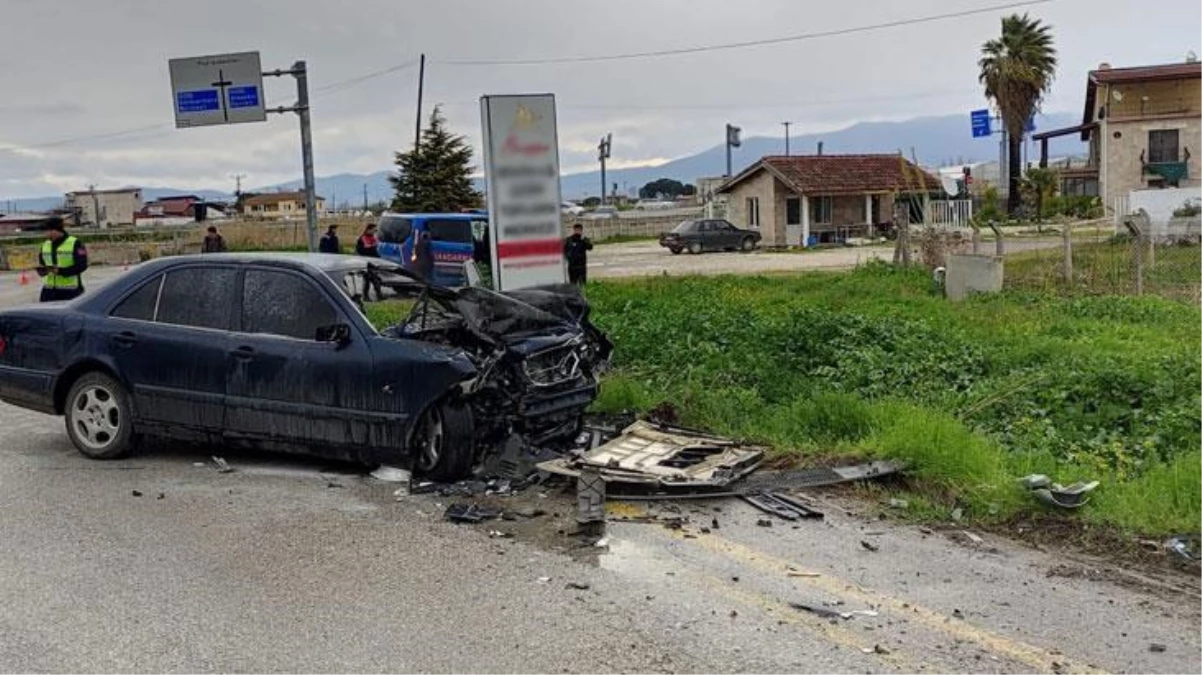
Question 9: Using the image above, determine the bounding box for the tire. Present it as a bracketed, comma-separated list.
[412, 398, 474, 481]
[64, 372, 135, 460]
[668, 247, 682, 255]
[687, 241, 702, 255]
[741, 236, 756, 252]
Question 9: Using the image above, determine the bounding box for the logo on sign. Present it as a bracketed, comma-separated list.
[502, 104, 550, 157]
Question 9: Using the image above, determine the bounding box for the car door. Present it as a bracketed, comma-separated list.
[102, 266, 236, 431]
[223, 266, 380, 454]
[711, 220, 735, 248]
[694, 220, 713, 250]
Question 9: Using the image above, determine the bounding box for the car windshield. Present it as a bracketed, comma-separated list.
[672, 220, 697, 234]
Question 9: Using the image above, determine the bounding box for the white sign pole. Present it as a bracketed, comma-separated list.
[480, 94, 566, 291]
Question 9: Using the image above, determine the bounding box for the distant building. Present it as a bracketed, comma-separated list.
[1034, 59, 1201, 209]
[64, 187, 143, 228]
[0, 212, 58, 234]
[241, 191, 327, 219]
[716, 154, 941, 246]
[134, 195, 229, 226]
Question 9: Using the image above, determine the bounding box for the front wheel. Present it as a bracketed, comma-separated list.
[669, 247, 682, 255]
[687, 241, 702, 255]
[741, 236, 756, 252]
[412, 399, 474, 481]
[64, 372, 135, 459]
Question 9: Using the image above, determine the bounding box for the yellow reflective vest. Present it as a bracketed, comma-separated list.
[40, 236, 81, 289]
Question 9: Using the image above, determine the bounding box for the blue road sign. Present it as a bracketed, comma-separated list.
[228, 85, 260, 109]
[177, 89, 219, 113]
[970, 109, 991, 138]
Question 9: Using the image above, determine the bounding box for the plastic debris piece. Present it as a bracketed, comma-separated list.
[211, 456, 235, 473]
[371, 465, 411, 483]
[444, 503, 501, 524]
[860, 540, 880, 552]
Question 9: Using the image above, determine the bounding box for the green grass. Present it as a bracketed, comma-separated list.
[584, 263, 1201, 536]
[363, 298, 417, 330]
[1006, 241, 1201, 302]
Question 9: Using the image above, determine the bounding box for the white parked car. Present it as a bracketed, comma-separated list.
[581, 206, 618, 220]
[561, 201, 585, 216]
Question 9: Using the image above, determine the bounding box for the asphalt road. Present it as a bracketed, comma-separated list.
[0, 402, 1197, 673]
[0, 238, 1061, 308]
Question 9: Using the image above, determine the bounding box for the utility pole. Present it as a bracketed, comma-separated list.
[230, 173, 246, 196]
[264, 60, 319, 250]
[414, 53, 426, 152]
[88, 183, 101, 228]
[725, 123, 741, 177]
[598, 133, 612, 205]
[363, 183, 368, 211]
[781, 121, 792, 156]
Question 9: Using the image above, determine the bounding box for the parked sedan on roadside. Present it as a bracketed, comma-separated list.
[0, 254, 610, 480]
[659, 218, 761, 254]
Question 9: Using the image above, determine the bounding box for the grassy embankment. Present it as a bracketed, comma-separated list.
[580, 263, 1200, 536]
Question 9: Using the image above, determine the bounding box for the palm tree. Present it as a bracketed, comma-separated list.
[979, 13, 1057, 215]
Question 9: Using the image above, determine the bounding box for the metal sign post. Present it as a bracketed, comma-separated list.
[169, 51, 318, 252]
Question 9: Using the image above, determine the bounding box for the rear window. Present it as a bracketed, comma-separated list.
[378, 215, 413, 244]
[672, 220, 698, 234]
[156, 267, 237, 331]
[425, 219, 473, 243]
[111, 275, 163, 321]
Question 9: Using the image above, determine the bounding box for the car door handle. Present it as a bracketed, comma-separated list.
[111, 331, 137, 347]
[230, 346, 256, 360]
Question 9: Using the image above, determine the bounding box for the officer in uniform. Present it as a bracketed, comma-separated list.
[36, 217, 89, 302]
[563, 222, 593, 285]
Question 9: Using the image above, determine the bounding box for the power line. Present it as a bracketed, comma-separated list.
[437, 0, 1052, 65]
[0, 123, 169, 154]
[440, 87, 968, 112]
[312, 59, 420, 98]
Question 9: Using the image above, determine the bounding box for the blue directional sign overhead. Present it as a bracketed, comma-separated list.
[970, 109, 992, 138]
[169, 51, 267, 128]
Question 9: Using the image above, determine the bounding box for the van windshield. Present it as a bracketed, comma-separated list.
[378, 215, 413, 243]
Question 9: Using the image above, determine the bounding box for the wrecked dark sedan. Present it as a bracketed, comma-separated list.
[0, 253, 610, 480]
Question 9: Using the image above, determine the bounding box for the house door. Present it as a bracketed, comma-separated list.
[785, 197, 802, 246]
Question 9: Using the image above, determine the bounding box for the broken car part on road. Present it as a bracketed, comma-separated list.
[740, 491, 824, 521]
[1019, 474, 1100, 509]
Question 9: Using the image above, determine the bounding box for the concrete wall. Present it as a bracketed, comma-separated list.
[945, 254, 1004, 302]
[1128, 186, 1202, 236]
[66, 191, 143, 228]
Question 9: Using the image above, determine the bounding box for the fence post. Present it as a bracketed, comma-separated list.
[971, 225, 981, 255]
[1123, 216, 1144, 295]
[1061, 224, 1073, 289]
[988, 221, 1004, 257]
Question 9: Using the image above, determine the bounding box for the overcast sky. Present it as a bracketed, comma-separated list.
[1, 0, 1198, 198]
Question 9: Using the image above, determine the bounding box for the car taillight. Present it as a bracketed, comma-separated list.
[0, 335, 6, 356]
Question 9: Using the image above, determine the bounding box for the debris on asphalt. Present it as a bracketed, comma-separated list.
[131, 490, 143, 497]
[565, 581, 591, 590]
[778, 460, 906, 489]
[326, 482, 344, 489]
[1149, 643, 1167, 653]
[393, 486, 409, 501]
[370, 465, 411, 483]
[444, 503, 502, 524]
[1018, 474, 1099, 509]
[539, 420, 765, 490]
[487, 530, 514, 539]
[711, 517, 720, 529]
[952, 608, 965, 619]
[211, 456, 235, 474]
[888, 498, 910, 509]
[790, 602, 843, 620]
[740, 491, 824, 521]
[756, 519, 773, 528]
[192, 462, 206, 468]
[157, 492, 165, 500]
[536, 576, 551, 584]
[1165, 534, 1200, 563]
[577, 466, 606, 525]
[960, 531, 985, 545]
[873, 644, 891, 655]
[860, 540, 880, 552]
[787, 571, 821, 578]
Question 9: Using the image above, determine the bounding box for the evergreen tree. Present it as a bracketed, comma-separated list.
[390, 105, 480, 212]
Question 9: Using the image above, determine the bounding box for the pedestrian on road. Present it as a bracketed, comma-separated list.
[564, 222, 593, 285]
[36, 217, 88, 302]
[356, 223, 380, 258]
[319, 225, 340, 254]
[201, 225, 227, 253]
[413, 230, 435, 281]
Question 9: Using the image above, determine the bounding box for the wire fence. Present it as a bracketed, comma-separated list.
[1003, 219, 1201, 303]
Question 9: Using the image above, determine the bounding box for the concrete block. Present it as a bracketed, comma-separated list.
[945, 254, 1003, 302]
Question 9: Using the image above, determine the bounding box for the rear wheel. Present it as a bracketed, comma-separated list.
[741, 236, 756, 251]
[64, 372, 135, 459]
[687, 241, 702, 254]
[412, 399, 474, 481]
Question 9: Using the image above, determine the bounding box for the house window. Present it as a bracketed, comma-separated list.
[786, 197, 801, 225]
[746, 197, 760, 227]
[812, 196, 832, 224]
[1148, 129, 1179, 164]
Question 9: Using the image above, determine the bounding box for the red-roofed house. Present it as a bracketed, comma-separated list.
[716, 154, 941, 246]
[1032, 59, 1201, 209]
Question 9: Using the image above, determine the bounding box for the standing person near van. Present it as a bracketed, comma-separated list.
[201, 225, 227, 253]
[412, 230, 435, 281]
[356, 223, 380, 258]
[319, 225, 340, 253]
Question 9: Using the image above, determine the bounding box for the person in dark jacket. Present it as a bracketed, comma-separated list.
[201, 225, 227, 253]
[319, 225, 340, 253]
[563, 222, 593, 285]
[36, 217, 88, 302]
[413, 230, 435, 281]
[356, 223, 380, 257]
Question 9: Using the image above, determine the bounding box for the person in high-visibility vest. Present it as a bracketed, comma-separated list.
[36, 217, 89, 302]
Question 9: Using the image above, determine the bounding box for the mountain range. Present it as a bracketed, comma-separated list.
[5, 111, 1084, 211]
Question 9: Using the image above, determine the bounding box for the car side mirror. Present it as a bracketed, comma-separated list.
[315, 323, 352, 346]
